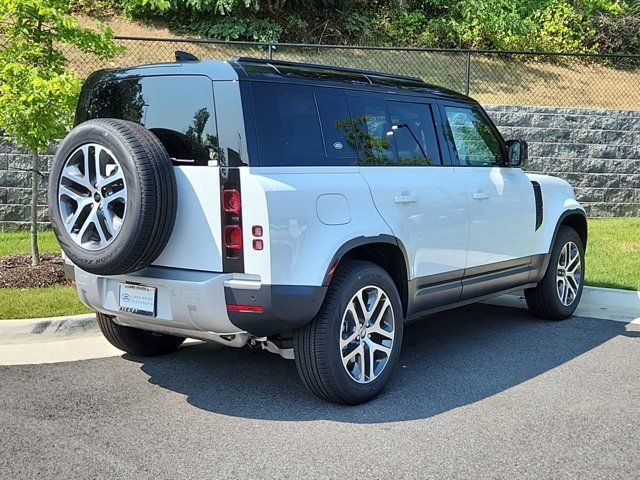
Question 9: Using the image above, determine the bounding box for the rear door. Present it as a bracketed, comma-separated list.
[351, 93, 469, 313]
[438, 102, 536, 299]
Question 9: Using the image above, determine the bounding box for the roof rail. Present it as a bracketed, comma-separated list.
[231, 56, 425, 83]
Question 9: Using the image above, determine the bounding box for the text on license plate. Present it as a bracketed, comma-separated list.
[119, 283, 156, 317]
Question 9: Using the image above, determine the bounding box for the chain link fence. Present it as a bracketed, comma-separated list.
[58, 36, 640, 110]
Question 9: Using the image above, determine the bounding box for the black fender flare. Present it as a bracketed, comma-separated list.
[538, 208, 588, 279]
[322, 234, 411, 286]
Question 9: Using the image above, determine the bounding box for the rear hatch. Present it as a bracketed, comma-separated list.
[152, 166, 223, 271]
[76, 69, 226, 272]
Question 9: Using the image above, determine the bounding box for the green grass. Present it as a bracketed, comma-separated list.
[0, 230, 89, 319]
[0, 230, 60, 257]
[0, 285, 90, 319]
[0, 221, 638, 319]
[585, 218, 640, 291]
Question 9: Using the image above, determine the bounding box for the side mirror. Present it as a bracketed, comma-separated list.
[505, 139, 528, 167]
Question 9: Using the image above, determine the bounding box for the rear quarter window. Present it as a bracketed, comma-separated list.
[250, 82, 358, 167]
[78, 75, 218, 166]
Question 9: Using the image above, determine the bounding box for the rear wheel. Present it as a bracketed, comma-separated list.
[293, 261, 403, 404]
[525, 226, 585, 320]
[97, 313, 185, 356]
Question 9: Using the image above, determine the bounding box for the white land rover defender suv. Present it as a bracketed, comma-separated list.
[49, 57, 587, 404]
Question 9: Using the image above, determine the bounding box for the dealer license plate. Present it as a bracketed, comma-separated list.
[118, 283, 156, 317]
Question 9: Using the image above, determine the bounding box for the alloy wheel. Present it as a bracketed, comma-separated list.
[556, 241, 582, 306]
[57, 143, 127, 251]
[340, 285, 395, 384]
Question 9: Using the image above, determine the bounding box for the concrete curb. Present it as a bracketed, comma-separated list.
[0, 314, 97, 345]
[484, 286, 640, 324]
[1, 286, 638, 345]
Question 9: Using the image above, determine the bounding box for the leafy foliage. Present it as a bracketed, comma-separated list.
[105, 0, 640, 54]
[590, 10, 640, 54]
[180, 14, 282, 41]
[0, 0, 120, 150]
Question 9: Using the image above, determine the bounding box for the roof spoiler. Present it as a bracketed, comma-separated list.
[175, 51, 199, 62]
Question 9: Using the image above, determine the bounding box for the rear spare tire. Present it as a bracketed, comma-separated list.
[48, 119, 177, 275]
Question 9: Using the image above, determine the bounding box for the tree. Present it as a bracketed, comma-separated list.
[0, 0, 119, 266]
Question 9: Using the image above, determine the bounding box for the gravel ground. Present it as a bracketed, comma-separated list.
[1, 303, 639, 479]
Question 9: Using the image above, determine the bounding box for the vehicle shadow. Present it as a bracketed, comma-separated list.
[126, 303, 630, 424]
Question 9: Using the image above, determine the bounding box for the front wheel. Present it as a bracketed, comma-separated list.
[293, 261, 404, 405]
[525, 226, 585, 320]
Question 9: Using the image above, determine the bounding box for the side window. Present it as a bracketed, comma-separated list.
[346, 95, 397, 166]
[84, 76, 218, 166]
[315, 91, 358, 162]
[387, 102, 441, 166]
[443, 106, 502, 167]
[251, 83, 356, 167]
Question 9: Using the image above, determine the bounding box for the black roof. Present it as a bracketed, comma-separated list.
[229, 57, 470, 102]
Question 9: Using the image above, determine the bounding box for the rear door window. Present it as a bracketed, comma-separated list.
[347, 95, 441, 166]
[81, 75, 218, 166]
[387, 101, 441, 166]
[251, 83, 357, 167]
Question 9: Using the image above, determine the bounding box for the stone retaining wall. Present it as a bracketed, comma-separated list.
[485, 105, 640, 217]
[0, 139, 54, 230]
[1, 105, 639, 229]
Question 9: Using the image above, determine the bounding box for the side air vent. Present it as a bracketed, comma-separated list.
[531, 181, 543, 230]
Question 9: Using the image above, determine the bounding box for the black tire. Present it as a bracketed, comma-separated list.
[525, 226, 585, 320]
[293, 261, 404, 405]
[97, 313, 185, 356]
[48, 119, 177, 275]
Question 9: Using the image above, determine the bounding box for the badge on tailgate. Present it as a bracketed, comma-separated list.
[119, 283, 157, 317]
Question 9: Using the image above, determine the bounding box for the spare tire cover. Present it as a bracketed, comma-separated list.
[48, 118, 177, 275]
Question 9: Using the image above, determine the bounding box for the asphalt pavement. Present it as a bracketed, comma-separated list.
[1, 303, 639, 479]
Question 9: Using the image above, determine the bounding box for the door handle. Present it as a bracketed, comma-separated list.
[394, 194, 419, 204]
[472, 191, 490, 200]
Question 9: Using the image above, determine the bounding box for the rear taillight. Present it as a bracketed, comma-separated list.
[222, 189, 241, 214]
[224, 225, 243, 251]
[222, 186, 243, 260]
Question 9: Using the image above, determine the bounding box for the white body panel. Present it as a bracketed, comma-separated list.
[240, 167, 272, 284]
[253, 166, 393, 286]
[153, 166, 222, 271]
[456, 166, 536, 268]
[527, 173, 584, 254]
[360, 166, 468, 279]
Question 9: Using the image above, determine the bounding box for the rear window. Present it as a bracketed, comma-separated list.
[78, 75, 218, 166]
[251, 82, 358, 167]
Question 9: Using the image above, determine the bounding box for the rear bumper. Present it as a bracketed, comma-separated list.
[74, 265, 242, 335]
[72, 264, 326, 338]
[224, 284, 327, 337]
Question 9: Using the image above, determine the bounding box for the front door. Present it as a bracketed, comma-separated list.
[439, 103, 536, 299]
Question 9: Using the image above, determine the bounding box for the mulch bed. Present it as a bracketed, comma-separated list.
[0, 253, 68, 289]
